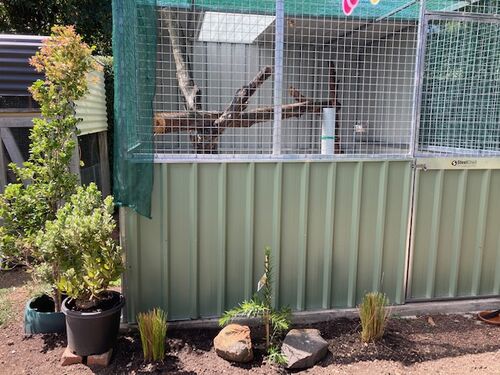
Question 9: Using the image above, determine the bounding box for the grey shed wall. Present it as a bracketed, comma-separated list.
[0, 34, 44, 97]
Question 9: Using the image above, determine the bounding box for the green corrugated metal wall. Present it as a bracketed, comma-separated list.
[75, 70, 108, 136]
[122, 160, 412, 322]
[408, 167, 500, 300]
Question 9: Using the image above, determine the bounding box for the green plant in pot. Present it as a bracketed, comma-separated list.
[0, 25, 96, 334]
[37, 183, 124, 356]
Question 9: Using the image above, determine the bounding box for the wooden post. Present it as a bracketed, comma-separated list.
[69, 134, 81, 184]
[0, 137, 8, 193]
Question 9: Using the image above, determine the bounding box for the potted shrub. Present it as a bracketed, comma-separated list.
[37, 183, 124, 356]
[0, 26, 96, 334]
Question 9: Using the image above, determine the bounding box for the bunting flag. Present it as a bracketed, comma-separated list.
[343, 0, 380, 16]
[342, 0, 359, 15]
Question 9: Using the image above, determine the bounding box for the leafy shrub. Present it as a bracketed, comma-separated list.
[138, 308, 168, 361]
[220, 246, 291, 363]
[0, 25, 96, 310]
[359, 292, 389, 343]
[37, 183, 123, 310]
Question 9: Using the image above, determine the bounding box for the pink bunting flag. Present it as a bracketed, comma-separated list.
[343, 0, 381, 16]
[342, 0, 359, 15]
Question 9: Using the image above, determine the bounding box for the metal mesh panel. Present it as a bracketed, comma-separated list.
[154, 4, 276, 155]
[114, 0, 500, 166]
[418, 16, 500, 156]
[426, 0, 500, 15]
[153, 1, 424, 159]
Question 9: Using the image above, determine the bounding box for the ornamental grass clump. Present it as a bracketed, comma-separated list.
[138, 308, 168, 361]
[359, 292, 389, 343]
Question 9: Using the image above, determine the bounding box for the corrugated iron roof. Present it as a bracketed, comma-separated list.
[0, 34, 46, 96]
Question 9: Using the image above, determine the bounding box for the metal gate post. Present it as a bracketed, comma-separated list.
[404, 0, 427, 302]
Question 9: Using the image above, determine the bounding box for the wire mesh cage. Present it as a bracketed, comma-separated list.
[152, 0, 425, 158]
[114, 0, 500, 161]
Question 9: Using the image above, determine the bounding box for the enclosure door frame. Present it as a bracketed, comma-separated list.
[405, 10, 500, 302]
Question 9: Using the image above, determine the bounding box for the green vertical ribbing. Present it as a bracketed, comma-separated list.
[449, 170, 467, 297]
[190, 164, 199, 318]
[160, 164, 170, 315]
[218, 164, 227, 314]
[245, 163, 255, 300]
[426, 170, 444, 299]
[272, 163, 283, 308]
[372, 161, 388, 292]
[471, 169, 491, 296]
[121, 208, 138, 321]
[395, 165, 411, 305]
[322, 163, 336, 309]
[297, 163, 310, 311]
[347, 162, 363, 308]
[406, 169, 420, 300]
[494, 228, 500, 295]
[127, 209, 139, 321]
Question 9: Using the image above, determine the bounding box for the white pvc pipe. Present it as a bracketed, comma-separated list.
[321, 108, 336, 155]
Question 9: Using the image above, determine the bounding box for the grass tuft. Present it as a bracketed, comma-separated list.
[359, 292, 389, 343]
[0, 288, 13, 327]
[137, 308, 168, 361]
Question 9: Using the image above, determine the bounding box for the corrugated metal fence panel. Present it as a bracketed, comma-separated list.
[75, 70, 108, 135]
[0, 34, 44, 96]
[408, 168, 500, 301]
[123, 160, 412, 322]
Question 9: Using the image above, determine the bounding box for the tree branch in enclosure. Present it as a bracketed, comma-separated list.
[158, 13, 341, 153]
[165, 10, 201, 112]
[154, 86, 333, 131]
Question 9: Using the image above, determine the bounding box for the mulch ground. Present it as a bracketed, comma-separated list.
[1, 267, 500, 375]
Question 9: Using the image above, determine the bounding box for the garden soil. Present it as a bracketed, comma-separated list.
[1, 268, 500, 375]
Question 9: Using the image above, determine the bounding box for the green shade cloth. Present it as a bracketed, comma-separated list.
[112, 0, 156, 218]
[158, 0, 475, 19]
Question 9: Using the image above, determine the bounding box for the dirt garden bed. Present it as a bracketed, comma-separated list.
[1, 267, 499, 375]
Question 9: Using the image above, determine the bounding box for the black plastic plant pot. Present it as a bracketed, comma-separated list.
[62, 291, 125, 356]
[24, 294, 66, 334]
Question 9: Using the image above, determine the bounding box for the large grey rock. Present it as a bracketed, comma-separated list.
[214, 324, 253, 363]
[282, 328, 329, 369]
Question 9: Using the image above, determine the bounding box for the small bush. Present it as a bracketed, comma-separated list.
[138, 308, 168, 361]
[220, 246, 291, 364]
[359, 292, 389, 343]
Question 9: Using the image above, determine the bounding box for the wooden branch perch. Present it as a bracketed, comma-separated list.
[214, 66, 273, 127]
[154, 89, 333, 134]
[165, 10, 201, 112]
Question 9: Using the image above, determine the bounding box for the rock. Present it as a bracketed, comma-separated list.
[282, 329, 328, 369]
[60, 347, 83, 366]
[87, 348, 113, 367]
[214, 324, 253, 363]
